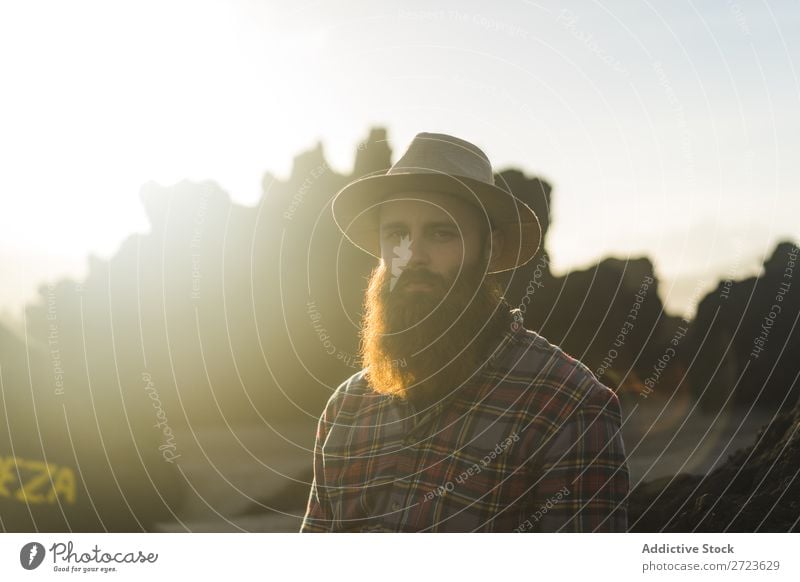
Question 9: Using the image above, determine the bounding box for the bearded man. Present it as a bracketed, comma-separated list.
[301, 132, 629, 532]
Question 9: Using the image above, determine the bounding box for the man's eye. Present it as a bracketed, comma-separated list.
[433, 230, 456, 240]
[384, 229, 406, 240]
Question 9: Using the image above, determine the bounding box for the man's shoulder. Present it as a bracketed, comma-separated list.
[319, 367, 379, 420]
[500, 324, 598, 385]
[502, 324, 621, 421]
[335, 367, 371, 394]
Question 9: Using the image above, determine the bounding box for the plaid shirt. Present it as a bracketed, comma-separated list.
[301, 308, 629, 532]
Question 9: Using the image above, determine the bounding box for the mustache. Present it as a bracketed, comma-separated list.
[394, 269, 445, 290]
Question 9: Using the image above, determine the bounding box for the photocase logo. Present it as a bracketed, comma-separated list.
[20, 542, 46, 570]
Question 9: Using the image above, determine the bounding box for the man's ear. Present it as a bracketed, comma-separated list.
[484, 227, 505, 271]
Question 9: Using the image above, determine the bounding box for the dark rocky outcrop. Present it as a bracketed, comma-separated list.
[629, 400, 800, 531]
[687, 241, 800, 413]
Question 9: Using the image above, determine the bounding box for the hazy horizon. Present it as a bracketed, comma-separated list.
[0, 157, 785, 326]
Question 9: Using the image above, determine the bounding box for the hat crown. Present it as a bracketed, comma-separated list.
[388, 132, 495, 185]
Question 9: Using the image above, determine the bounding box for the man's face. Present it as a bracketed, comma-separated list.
[358, 190, 506, 401]
[377, 191, 498, 296]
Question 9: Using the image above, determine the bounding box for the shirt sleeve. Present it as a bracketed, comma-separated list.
[528, 382, 630, 532]
[300, 406, 335, 532]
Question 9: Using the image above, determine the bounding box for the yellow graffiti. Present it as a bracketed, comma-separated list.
[0, 455, 77, 505]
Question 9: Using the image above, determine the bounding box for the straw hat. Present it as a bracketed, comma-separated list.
[331, 132, 541, 273]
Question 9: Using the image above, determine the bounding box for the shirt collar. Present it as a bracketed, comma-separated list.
[485, 306, 527, 371]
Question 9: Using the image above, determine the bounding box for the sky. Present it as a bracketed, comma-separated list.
[1, 0, 798, 321]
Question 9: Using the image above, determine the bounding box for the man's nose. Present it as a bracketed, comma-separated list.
[405, 238, 430, 268]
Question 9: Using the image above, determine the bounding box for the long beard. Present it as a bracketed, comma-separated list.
[359, 257, 506, 404]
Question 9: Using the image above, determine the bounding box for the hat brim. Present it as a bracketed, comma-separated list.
[331, 172, 542, 273]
